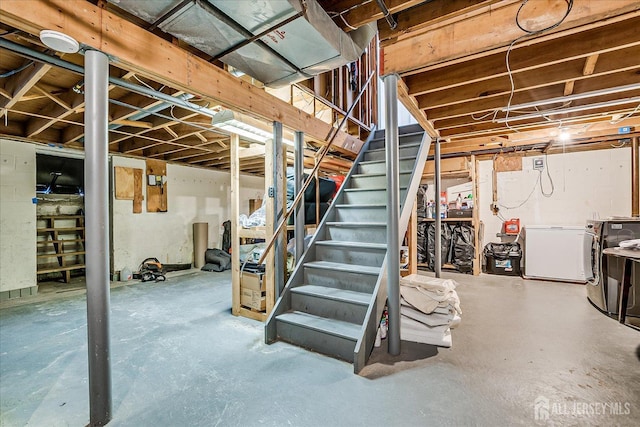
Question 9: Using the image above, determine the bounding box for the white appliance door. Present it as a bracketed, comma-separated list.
[524, 226, 592, 282]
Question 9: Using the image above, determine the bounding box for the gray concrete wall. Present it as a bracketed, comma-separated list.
[0, 139, 37, 295]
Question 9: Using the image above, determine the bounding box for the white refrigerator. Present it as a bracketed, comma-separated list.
[524, 225, 593, 282]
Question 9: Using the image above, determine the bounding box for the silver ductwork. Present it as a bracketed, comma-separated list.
[108, 0, 377, 87]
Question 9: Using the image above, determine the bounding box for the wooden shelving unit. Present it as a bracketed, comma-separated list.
[408, 155, 482, 275]
[36, 214, 85, 282]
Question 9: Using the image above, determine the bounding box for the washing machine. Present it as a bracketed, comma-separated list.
[586, 218, 640, 317]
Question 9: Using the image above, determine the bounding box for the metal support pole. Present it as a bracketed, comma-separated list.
[632, 136, 639, 217]
[84, 49, 112, 426]
[384, 74, 400, 356]
[294, 131, 305, 262]
[434, 137, 442, 278]
[273, 122, 285, 298]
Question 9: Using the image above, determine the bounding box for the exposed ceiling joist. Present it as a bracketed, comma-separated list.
[382, 1, 640, 75]
[0, 0, 363, 155]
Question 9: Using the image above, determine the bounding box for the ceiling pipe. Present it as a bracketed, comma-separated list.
[0, 37, 221, 120]
[374, 0, 398, 30]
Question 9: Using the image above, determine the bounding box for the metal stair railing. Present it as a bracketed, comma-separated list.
[256, 71, 376, 268]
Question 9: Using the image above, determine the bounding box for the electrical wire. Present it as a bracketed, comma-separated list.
[540, 153, 554, 197]
[502, 0, 574, 129]
[609, 103, 640, 125]
[0, 60, 34, 78]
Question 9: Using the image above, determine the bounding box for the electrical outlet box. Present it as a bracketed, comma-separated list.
[618, 126, 632, 134]
[533, 158, 544, 170]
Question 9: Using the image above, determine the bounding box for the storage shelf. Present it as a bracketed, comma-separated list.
[36, 214, 85, 282]
[419, 217, 473, 222]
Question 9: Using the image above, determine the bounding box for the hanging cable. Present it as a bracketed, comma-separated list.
[540, 154, 555, 197]
[0, 60, 34, 78]
[502, 0, 574, 129]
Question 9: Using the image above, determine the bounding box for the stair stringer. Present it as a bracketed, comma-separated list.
[352, 132, 432, 373]
[265, 130, 377, 343]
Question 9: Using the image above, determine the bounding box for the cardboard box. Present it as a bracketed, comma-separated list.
[240, 272, 265, 292]
[241, 288, 266, 311]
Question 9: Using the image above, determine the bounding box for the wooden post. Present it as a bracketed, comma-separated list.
[632, 136, 639, 217]
[472, 155, 481, 276]
[265, 135, 276, 315]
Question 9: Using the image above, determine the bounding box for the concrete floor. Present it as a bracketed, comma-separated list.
[1, 271, 638, 426]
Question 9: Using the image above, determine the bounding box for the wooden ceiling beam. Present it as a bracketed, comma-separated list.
[328, 0, 424, 31]
[382, 1, 640, 75]
[155, 142, 228, 160]
[62, 89, 187, 143]
[0, 0, 363, 155]
[438, 111, 640, 140]
[434, 90, 640, 131]
[425, 70, 640, 121]
[0, 61, 51, 119]
[397, 78, 439, 139]
[32, 84, 72, 110]
[437, 116, 640, 153]
[404, 16, 640, 96]
[25, 90, 83, 138]
[416, 45, 640, 110]
[379, 0, 510, 46]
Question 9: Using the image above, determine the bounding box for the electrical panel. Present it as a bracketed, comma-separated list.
[533, 157, 544, 170]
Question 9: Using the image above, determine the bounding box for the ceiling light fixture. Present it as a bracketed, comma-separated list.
[494, 96, 640, 123]
[500, 83, 640, 112]
[212, 109, 294, 145]
[39, 30, 79, 53]
[558, 129, 571, 141]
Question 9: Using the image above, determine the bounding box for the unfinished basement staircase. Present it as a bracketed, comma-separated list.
[265, 124, 431, 373]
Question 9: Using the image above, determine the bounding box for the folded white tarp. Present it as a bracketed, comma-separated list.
[401, 304, 454, 327]
[400, 274, 462, 316]
[401, 316, 452, 347]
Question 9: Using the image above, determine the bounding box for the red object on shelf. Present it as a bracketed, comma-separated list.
[504, 218, 520, 235]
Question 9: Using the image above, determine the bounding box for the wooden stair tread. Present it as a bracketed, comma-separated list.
[38, 265, 86, 274]
[37, 251, 85, 258]
[37, 239, 84, 245]
[37, 227, 84, 232]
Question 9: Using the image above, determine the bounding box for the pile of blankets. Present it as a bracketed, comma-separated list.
[399, 274, 462, 348]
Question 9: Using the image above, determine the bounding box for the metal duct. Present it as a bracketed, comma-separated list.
[108, 0, 376, 87]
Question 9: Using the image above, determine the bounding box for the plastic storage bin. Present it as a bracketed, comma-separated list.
[483, 242, 522, 276]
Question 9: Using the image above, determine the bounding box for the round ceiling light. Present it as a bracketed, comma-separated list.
[39, 30, 80, 54]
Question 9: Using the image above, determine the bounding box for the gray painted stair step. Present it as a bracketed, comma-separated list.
[315, 240, 387, 250]
[364, 143, 421, 161]
[342, 187, 408, 204]
[315, 240, 387, 266]
[290, 285, 371, 324]
[277, 311, 361, 341]
[303, 260, 381, 276]
[350, 171, 412, 189]
[366, 142, 421, 155]
[325, 221, 387, 243]
[334, 204, 386, 222]
[358, 156, 416, 174]
[291, 284, 372, 304]
[368, 132, 425, 149]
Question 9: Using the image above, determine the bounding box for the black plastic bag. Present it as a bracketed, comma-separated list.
[451, 224, 475, 273]
[426, 223, 452, 270]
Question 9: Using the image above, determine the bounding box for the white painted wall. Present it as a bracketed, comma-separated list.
[477, 147, 632, 241]
[0, 139, 37, 293]
[111, 156, 264, 272]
